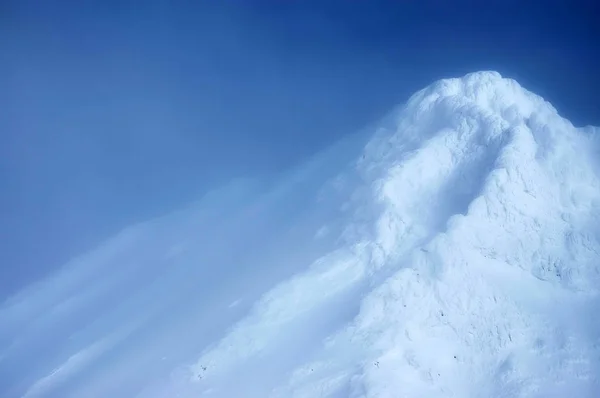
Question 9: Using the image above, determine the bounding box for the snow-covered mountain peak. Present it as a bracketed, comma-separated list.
[360, 71, 565, 175]
[187, 71, 600, 397]
[2, 72, 598, 398]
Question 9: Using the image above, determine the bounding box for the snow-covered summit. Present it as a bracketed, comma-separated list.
[2, 71, 599, 398]
[187, 71, 600, 397]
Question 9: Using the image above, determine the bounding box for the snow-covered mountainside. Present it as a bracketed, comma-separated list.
[184, 71, 600, 397]
[2, 71, 599, 398]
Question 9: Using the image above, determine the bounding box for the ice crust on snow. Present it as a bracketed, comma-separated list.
[3, 71, 599, 398]
[186, 71, 600, 397]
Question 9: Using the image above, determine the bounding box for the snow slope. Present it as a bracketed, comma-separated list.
[184, 71, 600, 397]
[2, 71, 599, 397]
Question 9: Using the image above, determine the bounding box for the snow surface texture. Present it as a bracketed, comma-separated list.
[2, 71, 600, 397]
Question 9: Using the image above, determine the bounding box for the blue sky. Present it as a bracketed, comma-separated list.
[1, 0, 598, 299]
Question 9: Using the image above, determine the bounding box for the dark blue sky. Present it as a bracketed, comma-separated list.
[1, 0, 598, 298]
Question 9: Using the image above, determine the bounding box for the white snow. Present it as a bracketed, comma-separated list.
[2, 71, 599, 397]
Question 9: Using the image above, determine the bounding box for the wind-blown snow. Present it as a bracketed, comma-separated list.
[2, 71, 599, 397]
